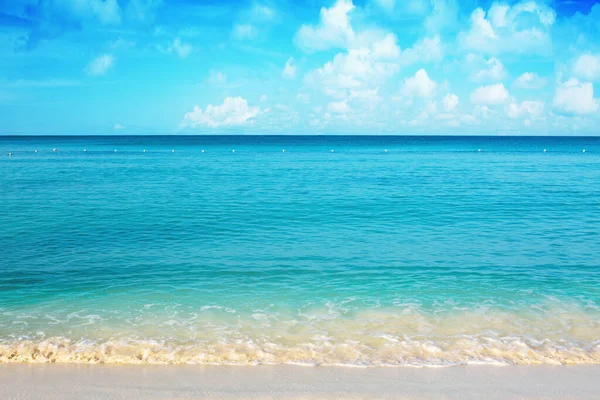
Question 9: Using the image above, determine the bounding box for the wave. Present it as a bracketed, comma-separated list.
[2, 335, 599, 366]
[2, 304, 599, 366]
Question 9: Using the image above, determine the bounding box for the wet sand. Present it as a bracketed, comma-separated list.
[1, 364, 599, 399]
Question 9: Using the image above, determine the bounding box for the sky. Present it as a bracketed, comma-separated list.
[0, 0, 599, 135]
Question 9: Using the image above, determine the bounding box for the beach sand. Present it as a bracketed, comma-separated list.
[1, 364, 598, 399]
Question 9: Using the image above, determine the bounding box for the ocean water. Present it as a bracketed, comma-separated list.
[1, 135, 599, 366]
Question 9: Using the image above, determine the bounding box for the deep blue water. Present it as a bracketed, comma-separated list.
[1, 136, 599, 365]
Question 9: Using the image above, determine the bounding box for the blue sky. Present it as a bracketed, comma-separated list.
[0, 0, 599, 135]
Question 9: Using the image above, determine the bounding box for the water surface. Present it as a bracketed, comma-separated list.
[1, 136, 599, 365]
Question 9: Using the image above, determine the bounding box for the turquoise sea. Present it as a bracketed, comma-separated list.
[1, 136, 599, 366]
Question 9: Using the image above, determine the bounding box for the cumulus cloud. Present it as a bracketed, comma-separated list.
[398, 35, 444, 66]
[372, 33, 402, 59]
[327, 100, 350, 113]
[401, 69, 437, 98]
[513, 72, 546, 89]
[425, 0, 459, 34]
[552, 79, 598, 115]
[300, 0, 445, 113]
[458, 1, 555, 55]
[295, 0, 355, 51]
[233, 24, 258, 40]
[251, 4, 277, 21]
[470, 83, 509, 105]
[349, 88, 381, 106]
[15, 0, 164, 50]
[305, 36, 400, 99]
[443, 93, 459, 111]
[208, 70, 227, 85]
[297, 93, 310, 103]
[572, 54, 600, 82]
[157, 37, 193, 58]
[172, 37, 192, 58]
[181, 97, 260, 128]
[506, 101, 544, 119]
[86, 54, 115, 76]
[125, 0, 164, 24]
[468, 55, 506, 82]
[282, 58, 297, 79]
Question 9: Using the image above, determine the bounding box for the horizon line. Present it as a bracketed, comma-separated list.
[2, 134, 600, 138]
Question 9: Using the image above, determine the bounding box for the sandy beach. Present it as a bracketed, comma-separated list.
[1, 364, 599, 399]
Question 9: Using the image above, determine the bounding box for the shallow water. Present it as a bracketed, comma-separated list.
[1, 136, 599, 365]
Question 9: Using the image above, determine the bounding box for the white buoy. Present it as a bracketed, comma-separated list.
[282, 149, 285, 152]
[384, 149, 388, 152]
[53, 148, 57, 152]
[114, 149, 117, 152]
[84, 148, 87, 152]
[8, 152, 12, 157]
[143, 149, 146, 153]
[478, 149, 482, 152]
[583, 149, 586, 153]
[232, 149, 235, 153]
[172, 149, 175, 153]
[34, 150, 38, 153]
[331, 149, 334, 153]
[543, 149, 547, 152]
[201, 149, 205, 153]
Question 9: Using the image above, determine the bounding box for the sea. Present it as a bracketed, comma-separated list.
[1, 135, 599, 366]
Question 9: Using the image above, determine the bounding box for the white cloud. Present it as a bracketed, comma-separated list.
[513, 72, 546, 89]
[300, 0, 446, 116]
[468, 55, 506, 82]
[372, 33, 401, 59]
[208, 70, 227, 85]
[572, 54, 600, 82]
[458, 1, 555, 55]
[506, 101, 544, 119]
[295, 0, 355, 51]
[425, 0, 459, 34]
[233, 24, 258, 40]
[327, 100, 350, 113]
[92, 0, 122, 24]
[349, 88, 381, 105]
[443, 93, 459, 111]
[282, 57, 297, 79]
[172, 37, 192, 58]
[474, 104, 492, 118]
[157, 37, 193, 58]
[181, 97, 260, 128]
[86, 54, 115, 76]
[470, 83, 509, 105]
[260, 94, 268, 102]
[401, 69, 437, 98]
[373, 0, 396, 12]
[110, 37, 135, 50]
[297, 93, 310, 103]
[425, 101, 437, 114]
[552, 79, 598, 115]
[305, 42, 399, 99]
[399, 35, 444, 65]
[113, 123, 125, 130]
[251, 4, 276, 21]
[58, 0, 122, 25]
[125, 0, 162, 23]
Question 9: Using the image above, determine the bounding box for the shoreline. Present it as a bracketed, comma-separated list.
[2, 364, 599, 399]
